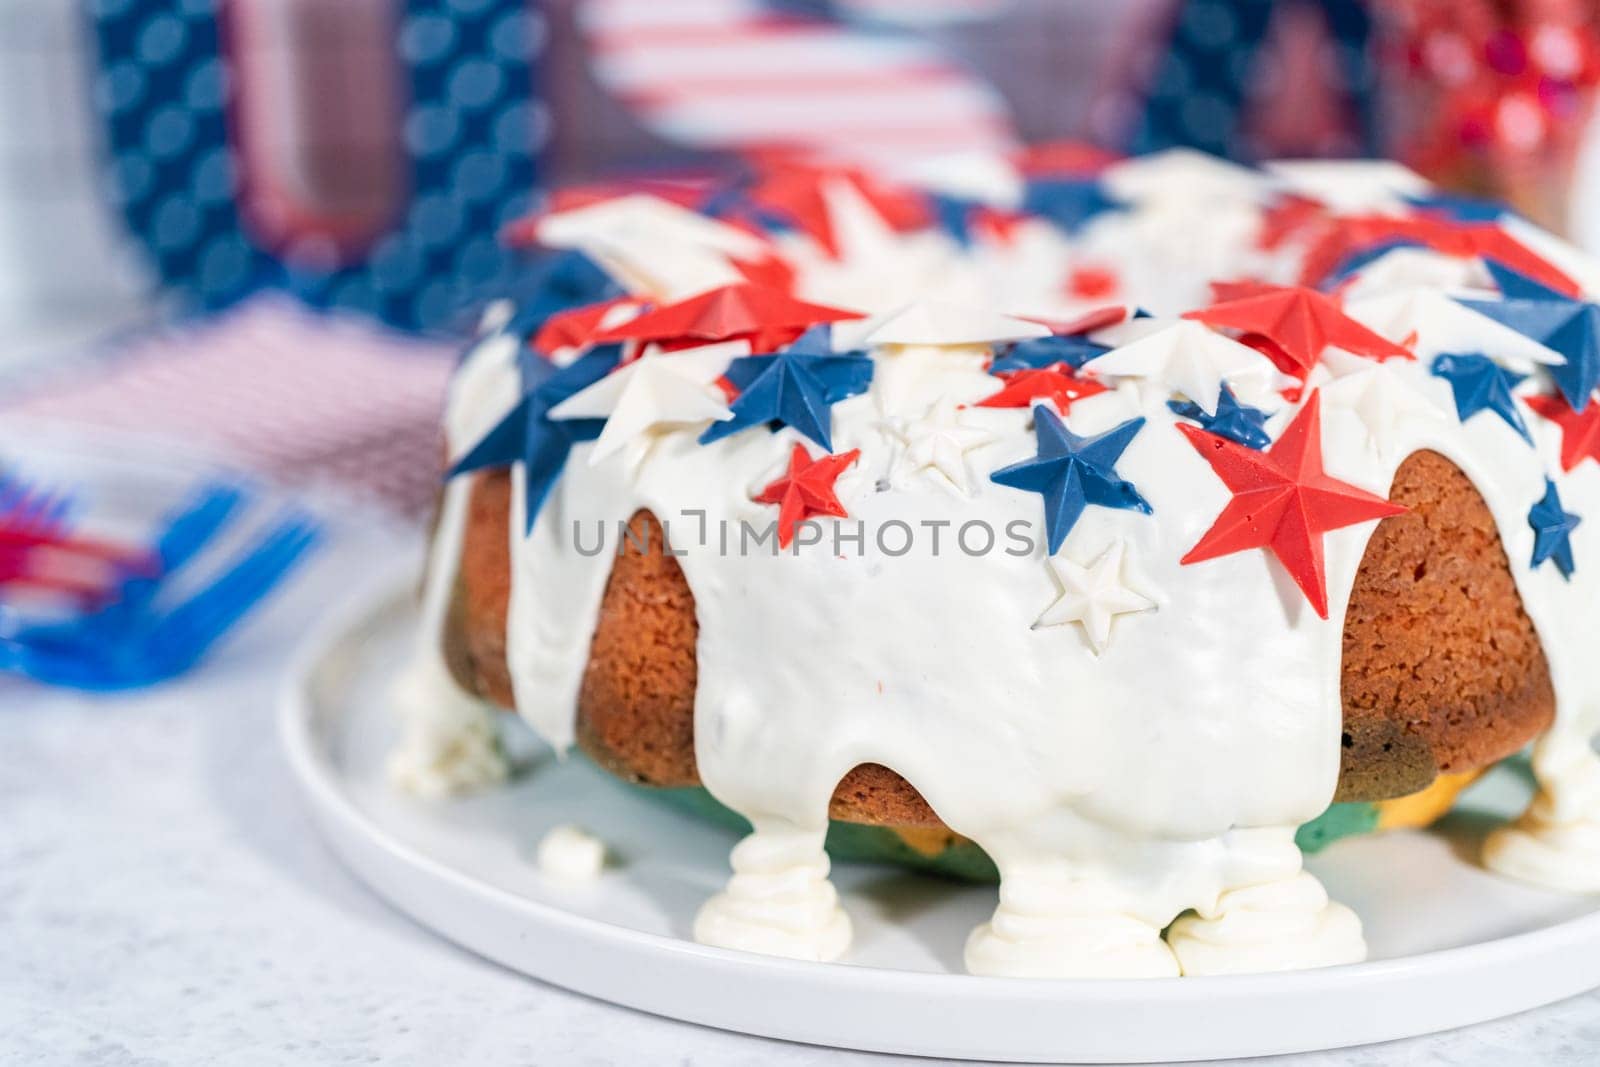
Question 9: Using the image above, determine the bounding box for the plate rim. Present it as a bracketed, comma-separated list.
[279, 573, 1600, 1062]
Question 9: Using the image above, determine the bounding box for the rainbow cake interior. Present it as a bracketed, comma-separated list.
[391, 149, 1600, 978]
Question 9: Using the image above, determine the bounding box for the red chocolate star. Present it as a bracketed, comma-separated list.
[1178, 391, 1408, 619]
[1297, 214, 1580, 296]
[975, 364, 1108, 413]
[1527, 393, 1600, 472]
[730, 253, 797, 293]
[1184, 284, 1412, 378]
[752, 444, 861, 549]
[1208, 278, 1282, 304]
[1256, 194, 1330, 252]
[591, 282, 862, 353]
[532, 297, 640, 355]
[744, 161, 928, 258]
[970, 205, 1027, 245]
[1021, 304, 1130, 337]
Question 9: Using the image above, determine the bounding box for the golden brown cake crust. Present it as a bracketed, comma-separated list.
[444, 450, 1553, 827]
[1336, 450, 1554, 799]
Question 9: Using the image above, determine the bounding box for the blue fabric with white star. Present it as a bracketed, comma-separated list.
[1529, 478, 1581, 579]
[990, 406, 1151, 555]
[1128, 0, 1377, 160]
[450, 343, 621, 532]
[88, 0, 545, 332]
[700, 346, 873, 452]
[1431, 352, 1532, 445]
[1458, 261, 1600, 412]
[1167, 384, 1272, 450]
[991, 334, 1111, 373]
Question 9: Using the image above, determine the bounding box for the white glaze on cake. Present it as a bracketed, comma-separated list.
[421, 154, 1600, 977]
[386, 475, 509, 798]
[388, 306, 523, 797]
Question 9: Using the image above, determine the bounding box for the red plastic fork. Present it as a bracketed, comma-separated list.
[0, 531, 159, 605]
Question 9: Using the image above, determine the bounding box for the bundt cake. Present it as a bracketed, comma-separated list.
[390, 149, 1600, 978]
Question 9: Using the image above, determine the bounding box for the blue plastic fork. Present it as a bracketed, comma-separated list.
[2, 483, 246, 651]
[0, 511, 320, 690]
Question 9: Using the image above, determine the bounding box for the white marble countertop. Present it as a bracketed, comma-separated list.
[4, 520, 1599, 1067]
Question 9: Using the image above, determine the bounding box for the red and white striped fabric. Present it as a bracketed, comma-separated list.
[832, 0, 1012, 28]
[579, 0, 1020, 168]
[2, 298, 456, 518]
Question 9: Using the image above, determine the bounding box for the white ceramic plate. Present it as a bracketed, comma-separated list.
[280, 579, 1600, 1063]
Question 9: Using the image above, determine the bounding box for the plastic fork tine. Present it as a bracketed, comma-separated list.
[0, 469, 318, 689]
[0, 474, 27, 512]
[172, 531, 315, 646]
[148, 531, 315, 672]
[153, 484, 245, 572]
[0, 478, 73, 538]
[148, 516, 319, 660]
[42, 493, 71, 528]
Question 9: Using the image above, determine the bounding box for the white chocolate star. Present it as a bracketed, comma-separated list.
[1342, 289, 1563, 373]
[1033, 542, 1156, 654]
[1263, 158, 1432, 213]
[1318, 360, 1446, 458]
[893, 399, 995, 494]
[865, 298, 1050, 347]
[548, 341, 741, 466]
[1081, 319, 1282, 413]
[536, 195, 764, 300]
[1336, 247, 1489, 301]
[1101, 148, 1268, 206]
[446, 331, 523, 461]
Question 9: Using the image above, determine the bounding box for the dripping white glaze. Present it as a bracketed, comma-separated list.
[439, 157, 1600, 976]
[386, 475, 508, 797]
[389, 313, 524, 797]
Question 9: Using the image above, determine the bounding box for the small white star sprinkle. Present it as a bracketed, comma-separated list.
[1318, 361, 1445, 458]
[1033, 541, 1157, 654]
[1082, 319, 1282, 413]
[893, 399, 995, 494]
[865, 298, 1050, 347]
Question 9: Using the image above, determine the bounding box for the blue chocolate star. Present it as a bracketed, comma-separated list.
[1321, 238, 1427, 289]
[451, 344, 620, 531]
[990, 406, 1151, 554]
[1403, 193, 1508, 223]
[991, 334, 1111, 373]
[928, 193, 979, 247]
[699, 348, 873, 451]
[1021, 177, 1123, 235]
[1529, 478, 1581, 579]
[1431, 352, 1532, 444]
[1457, 261, 1600, 412]
[1167, 384, 1273, 450]
[782, 323, 857, 358]
[501, 251, 619, 344]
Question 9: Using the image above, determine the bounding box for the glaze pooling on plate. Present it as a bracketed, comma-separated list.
[408, 149, 1600, 978]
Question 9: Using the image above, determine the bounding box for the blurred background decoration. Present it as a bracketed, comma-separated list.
[3, 0, 1600, 513]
